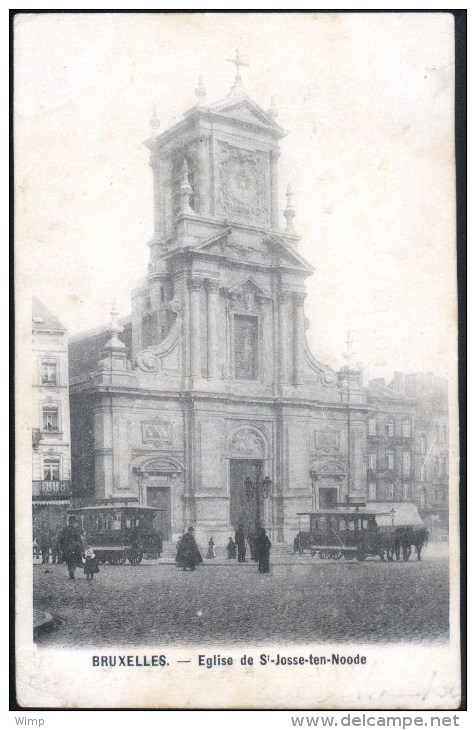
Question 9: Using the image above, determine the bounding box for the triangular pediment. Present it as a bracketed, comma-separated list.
[192, 229, 314, 273]
[210, 96, 284, 133]
[225, 276, 271, 299]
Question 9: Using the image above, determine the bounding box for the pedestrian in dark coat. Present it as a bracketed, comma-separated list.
[227, 537, 237, 559]
[176, 527, 203, 571]
[235, 524, 246, 562]
[255, 527, 272, 573]
[59, 519, 84, 579]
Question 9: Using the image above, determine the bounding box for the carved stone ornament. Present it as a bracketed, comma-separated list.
[219, 145, 268, 223]
[314, 429, 341, 453]
[141, 420, 173, 448]
[229, 428, 265, 458]
[226, 279, 267, 312]
[310, 460, 347, 482]
[138, 352, 160, 372]
[168, 298, 182, 314]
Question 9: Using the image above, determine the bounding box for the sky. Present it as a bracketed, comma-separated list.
[15, 12, 457, 381]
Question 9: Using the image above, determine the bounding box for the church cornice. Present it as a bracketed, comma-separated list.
[69, 383, 371, 414]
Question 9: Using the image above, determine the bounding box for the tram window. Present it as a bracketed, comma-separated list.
[125, 517, 132, 528]
[361, 518, 368, 530]
[347, 520, 355, 532]
[329, 517, 338, 532]
[106, 514, 113, 530]
[339, 518, 346, 531]
[112, 516, 121, 530]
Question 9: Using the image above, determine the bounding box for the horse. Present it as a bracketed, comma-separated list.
[394, 526, 429, 561]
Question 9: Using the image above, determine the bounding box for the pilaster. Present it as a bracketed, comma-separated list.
[206, 279, 220, 379]
[188, 277, 203, 378]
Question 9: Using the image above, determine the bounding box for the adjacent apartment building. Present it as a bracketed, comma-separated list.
[32, 298, 72, 536]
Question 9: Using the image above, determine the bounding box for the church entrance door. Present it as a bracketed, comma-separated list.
[319, 487, 338, 508]
[229, 459, 264, 533]
[146, 486, 171, 539]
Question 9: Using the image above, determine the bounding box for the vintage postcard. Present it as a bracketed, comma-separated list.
[14, 11, 461, 709]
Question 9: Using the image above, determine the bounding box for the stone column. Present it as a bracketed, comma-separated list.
[150, 155, 162, 235]
[188, 277, 202, 378]
[278, 291, 289, 383]
[270, 149, 280, 228]
[293, 292, 306, 384]
[206, 280, 220, 378]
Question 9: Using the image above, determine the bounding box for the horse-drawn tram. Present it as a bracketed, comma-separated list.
[68, 503, 164, 565]
[295, 502, 428, 561]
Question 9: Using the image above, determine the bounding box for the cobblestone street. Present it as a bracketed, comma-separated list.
[34, 544, 449, 647]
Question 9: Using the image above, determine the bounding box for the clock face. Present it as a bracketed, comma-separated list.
[226, 160, 259, 206]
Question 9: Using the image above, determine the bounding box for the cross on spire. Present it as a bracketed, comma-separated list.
[227, 49, 249, 79]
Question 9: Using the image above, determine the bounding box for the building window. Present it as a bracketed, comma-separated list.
[368, 418, 377, 436]
[160, 286, 165, 302]
[234, 315, 258, 380]
[403, 450, 411, 476]
[420, 488, 427, 510]
[43, 458, 60, 480]
[388, 482, 394, 500]
[403, 483, 410, 500]
[386, 450, 394, 470]
[368, 453, 377, 470]
[368, 482, 376, 500]
[385, 420, 394, 437]
[420, 435, 426, 454]
[402, 419, 411, 438]
[41, 359, 57, 385]
[42, 405, 59, 432]
[434, 456, 440, 478]
[420, 463, 425, 482]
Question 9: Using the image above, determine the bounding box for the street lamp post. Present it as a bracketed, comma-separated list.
[244, 475, 272, 525]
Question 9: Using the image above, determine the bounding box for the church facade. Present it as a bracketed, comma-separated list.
[69, 65, 368, 543]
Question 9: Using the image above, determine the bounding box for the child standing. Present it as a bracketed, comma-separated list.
[83, 546, 100, 580]
[206, 537, 216, 559]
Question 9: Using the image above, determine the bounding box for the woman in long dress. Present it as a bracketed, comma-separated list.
[255, 527, 272, 573]
[176, 527, 203, 571]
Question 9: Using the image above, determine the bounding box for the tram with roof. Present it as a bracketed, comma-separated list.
[68, 502, 164, 565]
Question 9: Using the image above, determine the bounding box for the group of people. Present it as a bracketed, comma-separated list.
[34, 526, 63, 565]
[175, 524, 272, 574]
[40, 518, 100, 580]
[233, 523, 271, 573]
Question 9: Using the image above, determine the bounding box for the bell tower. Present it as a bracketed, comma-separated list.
[143, 52, 288, 257]
[132, 54, 311, 388]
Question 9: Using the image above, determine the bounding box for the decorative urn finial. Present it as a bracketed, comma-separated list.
[195, 75, 207, 106]
[284, 183, 296, 232]
[104, 299, 126, 350]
